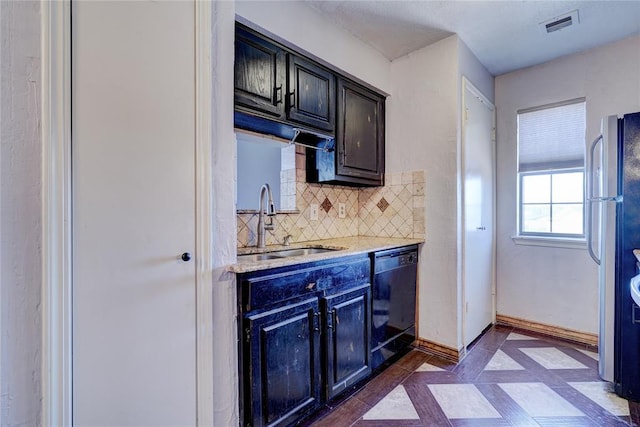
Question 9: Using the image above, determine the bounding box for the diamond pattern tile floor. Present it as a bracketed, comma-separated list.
[307, 325, 640, 427]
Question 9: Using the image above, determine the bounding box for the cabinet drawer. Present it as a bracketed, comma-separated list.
[239, 256, 370, 311]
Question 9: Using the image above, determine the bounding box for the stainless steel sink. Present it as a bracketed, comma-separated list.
[237, 246, 343, 263]
[236, 253, 284, 263]
[268, 247, 338, 257]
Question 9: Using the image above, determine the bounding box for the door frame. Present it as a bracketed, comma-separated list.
[41, 1, 215, 425]
[460, 77, 497, 348]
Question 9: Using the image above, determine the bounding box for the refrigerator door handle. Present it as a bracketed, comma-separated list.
[586, 134, 603, 265]
[589, 196, 623, 203]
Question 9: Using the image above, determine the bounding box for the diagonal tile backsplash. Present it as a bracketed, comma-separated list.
[358, 170, 425, 240]
[237, 149, 425, 248]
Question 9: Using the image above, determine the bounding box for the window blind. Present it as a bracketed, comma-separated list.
[518, 100, 586, 172]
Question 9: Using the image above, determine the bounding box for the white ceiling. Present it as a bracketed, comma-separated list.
[304, 0, 640, 75]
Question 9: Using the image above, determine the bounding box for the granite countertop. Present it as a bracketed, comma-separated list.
[229, 236, 424, 273]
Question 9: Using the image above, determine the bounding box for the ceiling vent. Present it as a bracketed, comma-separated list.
[540, 10, 580, 34]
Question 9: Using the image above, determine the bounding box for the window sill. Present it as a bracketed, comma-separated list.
[511, 235, 587, 250]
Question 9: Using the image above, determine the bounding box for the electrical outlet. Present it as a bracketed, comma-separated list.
[310, 204, 319, 221]
[338, 203, 346, 218]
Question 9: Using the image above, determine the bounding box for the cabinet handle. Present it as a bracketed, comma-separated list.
[313, 312, 320, 332]
[305, 282, 316, 291]
[327, 309, 336, 329]
[289, 90, 295, 109]
[180, 252, 191, 262]
[275, 85, 282, 105]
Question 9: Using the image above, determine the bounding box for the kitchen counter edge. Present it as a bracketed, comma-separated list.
[228, 236, 424, 273]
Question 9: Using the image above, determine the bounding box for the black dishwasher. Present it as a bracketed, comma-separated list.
[371, 245, 418, 369]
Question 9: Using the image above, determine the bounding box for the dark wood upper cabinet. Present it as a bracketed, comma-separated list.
[234, 22, 386, 187]
[305, 78, 385, 187]
[234, 26, 286, 120]
[336, 78, 385, 186]
[287, 55, 335, 133]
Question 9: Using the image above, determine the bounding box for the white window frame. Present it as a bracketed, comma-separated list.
[518, 167, 585, 238]
[514, 98, 587, 249]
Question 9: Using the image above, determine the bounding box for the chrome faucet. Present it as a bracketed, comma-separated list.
[257, 183, 276, 248]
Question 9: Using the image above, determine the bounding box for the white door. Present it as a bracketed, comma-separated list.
[72, 2, 196, 425]
[462, 79, 495, 346]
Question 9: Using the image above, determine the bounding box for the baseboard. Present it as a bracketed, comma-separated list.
[414, 338, 463, 363]
[496, 314, 598, 347]
[415, 316, 597, 364]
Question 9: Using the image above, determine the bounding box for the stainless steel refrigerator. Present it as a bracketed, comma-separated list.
[587, 111, 640, 401]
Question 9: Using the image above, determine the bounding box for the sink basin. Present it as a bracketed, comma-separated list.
[236, 246, 343, 263]
[236, 253, 284, 263]
[268, 247, 339, 257]
[631, 274, 640, 307]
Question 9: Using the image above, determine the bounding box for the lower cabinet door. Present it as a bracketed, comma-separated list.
[244, 297, 321, 427]
[324, 283, 372, 399]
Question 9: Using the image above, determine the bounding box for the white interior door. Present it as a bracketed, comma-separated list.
[462, 79, 495, 346]
[72, 1, 196, 425]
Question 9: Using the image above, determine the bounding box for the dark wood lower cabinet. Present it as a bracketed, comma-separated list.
[324, 284, 371, 399]
[244, 298, 321, 427]
[238, 255, 372, 427]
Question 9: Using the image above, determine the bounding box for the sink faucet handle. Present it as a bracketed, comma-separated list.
[283, 234, 293, 246]
[268, 201, 277, 216]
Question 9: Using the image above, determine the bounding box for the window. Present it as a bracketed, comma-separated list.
[517, 99, 586, 238]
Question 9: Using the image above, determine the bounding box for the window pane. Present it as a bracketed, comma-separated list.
[522, 174, 550, 203]
[552, 204, 584, 234]
[522, 204, 551, 233]
[552, 172, 583, 203]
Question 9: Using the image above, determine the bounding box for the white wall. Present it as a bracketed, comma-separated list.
[387, 35, 494, 351]
[458, 40, 495, 107]
[387, 35, 460, 349]
[235, 0, 391, 94]
[0, 2, 42, 425]
[210, 1, 239, 425]
[495, 35, 640, 334]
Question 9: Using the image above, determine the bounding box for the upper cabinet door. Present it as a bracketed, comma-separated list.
[234, 26, 286, 119]
[336, 78, 385, 185]
[288, 55, 335, 133]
